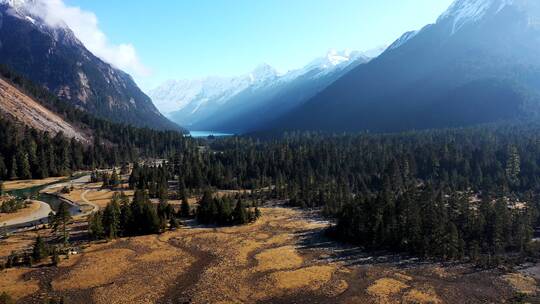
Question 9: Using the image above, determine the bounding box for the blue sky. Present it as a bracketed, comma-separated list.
[64, 0, 453, 90]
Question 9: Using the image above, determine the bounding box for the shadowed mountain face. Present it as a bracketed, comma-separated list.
[271, 0, 540, 133]
[0, 2, 181, 131]
[150, 51, 370, 134]
[190, 57, 367, 133]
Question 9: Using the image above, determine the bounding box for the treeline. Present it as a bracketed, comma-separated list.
[126, 124, 540, 262]
[0, 64, 189, 157]
[0, 117, 107, 179]
[91, 168, 126, 189]
[334, 186, 536, 264]
[129, 164, 171, 199]
[128, 166, 261, 226]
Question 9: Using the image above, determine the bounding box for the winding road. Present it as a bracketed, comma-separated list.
[80, 189, 99, 215]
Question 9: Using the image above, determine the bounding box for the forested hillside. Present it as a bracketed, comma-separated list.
[0, 65, 190, 181]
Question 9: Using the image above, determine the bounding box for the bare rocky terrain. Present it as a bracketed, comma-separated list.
[0, 78, 88, 142]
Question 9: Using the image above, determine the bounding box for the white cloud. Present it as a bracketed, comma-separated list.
[24, 0, 150, 77]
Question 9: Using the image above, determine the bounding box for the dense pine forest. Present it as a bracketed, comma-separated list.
[129, 124, 540, 263]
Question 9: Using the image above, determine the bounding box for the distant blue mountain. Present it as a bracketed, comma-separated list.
[150, 50, 372, 133]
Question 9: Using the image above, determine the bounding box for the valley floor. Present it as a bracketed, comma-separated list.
[1, 204, 536, 304]
[3, 177, 67, 192]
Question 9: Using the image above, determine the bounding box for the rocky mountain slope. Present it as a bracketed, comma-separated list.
[0, 76, 88, 142]
[0, 0, 180, 131]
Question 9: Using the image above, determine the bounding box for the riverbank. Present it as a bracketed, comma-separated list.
[1, 174, 91, 232]
[40, 174, 134, 215]
[0, 200, 51, 227]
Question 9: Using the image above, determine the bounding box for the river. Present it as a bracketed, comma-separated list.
[3, 175, 86, 232]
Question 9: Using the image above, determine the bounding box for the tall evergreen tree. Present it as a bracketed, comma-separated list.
[233, 200, 248, 225]
[32, 236, 48, 262]
[49, 202, 72, 246]
[88, 211, 105, 240]
[9, 155, 17, 180]
[102, 194, 121, 239]
[0, 155, 6, 179]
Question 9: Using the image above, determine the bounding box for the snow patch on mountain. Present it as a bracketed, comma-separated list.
[438, 0, 513, 34]
[388, 30, 419, 50]
[307, 50, 360, 69]
[1, 0, 31, 8]
[149, 50, 368, 116]
[149, 65, 278, 115]
[282, 50, 368, 82]
[24, 15, 34, 23]
[249, 64, 278, 84]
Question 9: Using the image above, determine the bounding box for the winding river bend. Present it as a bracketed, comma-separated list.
[3, 175, 87, 232]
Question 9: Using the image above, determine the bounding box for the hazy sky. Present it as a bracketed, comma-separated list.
[63, 0, 454, 90]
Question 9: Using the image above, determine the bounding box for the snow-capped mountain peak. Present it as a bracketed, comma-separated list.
[388, 30, 419, 50]
[148, 50, 370, 119]
[326, 50, 352, 66]
[437, 0, 513, 33]
[305, 49, 361, 71]
[1, 0, 71, 30]
[2, 0, 40, 17]
[249, 64, 278, 83]
[1, 0, 30, 8]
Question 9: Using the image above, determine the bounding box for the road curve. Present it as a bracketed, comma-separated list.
[80, 189, 99, 215]
[0, 200, 51, 229]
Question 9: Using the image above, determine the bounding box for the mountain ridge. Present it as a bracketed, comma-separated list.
[0, 0, 181, 131]
[266, 0, 540, 133]
[150, 49, 372, 131]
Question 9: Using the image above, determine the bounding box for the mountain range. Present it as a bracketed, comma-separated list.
[271, 0, 540, 133]
[0, 0, 180, 131]
[1, 0, 539, 137]
[149, 0, 540, 135]
[149, 50, 373, 133]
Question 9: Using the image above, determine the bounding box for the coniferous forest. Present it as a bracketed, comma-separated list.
[0, 65, 189, 180]
[128, 124, 540, 264]
[3, 63, 540, 265]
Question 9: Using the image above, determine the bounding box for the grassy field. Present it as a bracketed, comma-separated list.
[0, 205, 534, 303]
[3, 177, 66, 191]
[43, 180, 134, 211]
